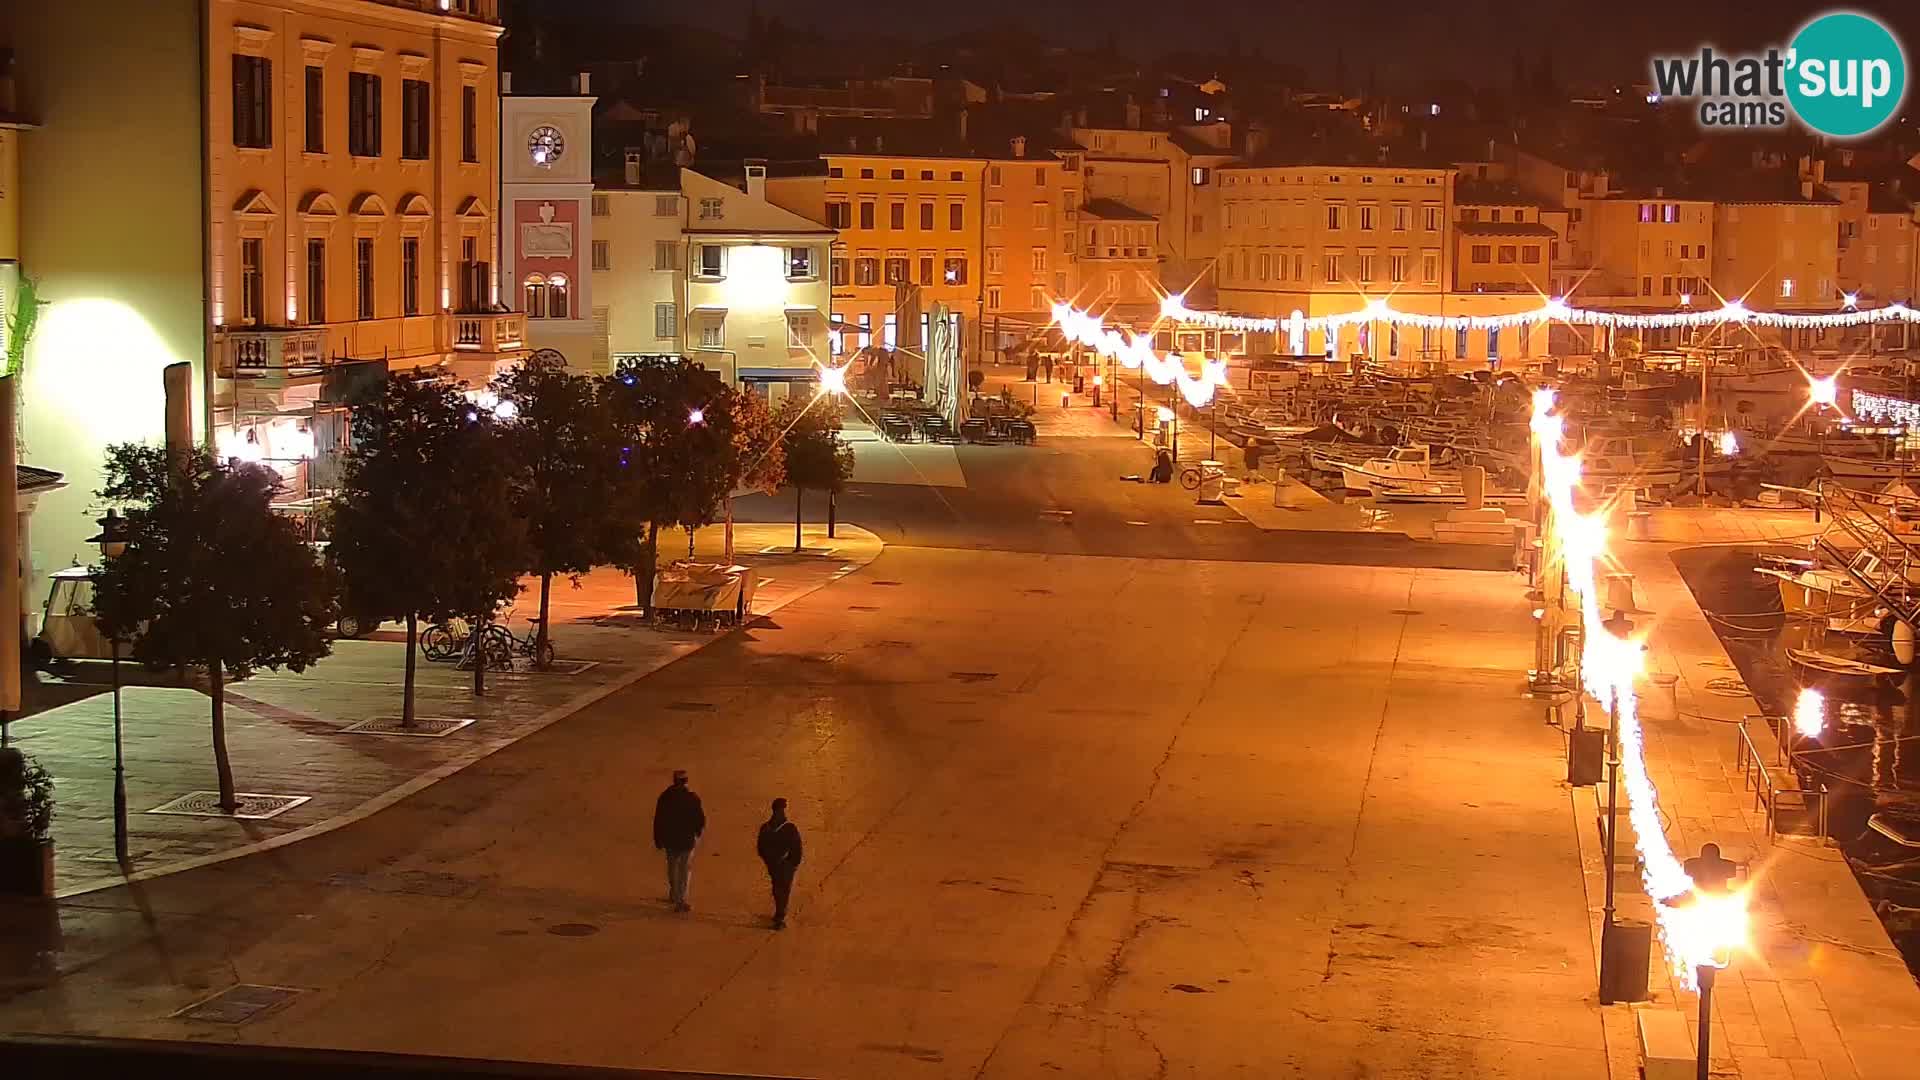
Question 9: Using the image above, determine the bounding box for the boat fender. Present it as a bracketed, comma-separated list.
[1895, 618, 1916, 667]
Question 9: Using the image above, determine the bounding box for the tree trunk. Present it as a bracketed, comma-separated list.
[828, 488, 837, 538]
[402, 612, 418, 727]
[724, 498, 735, 563]
[537, 572, 552, 668]
[471, 620, 487, 696]
[636, 522, 660, 615]
[210, 659, 237, 812]
[795, 486, 805, 551]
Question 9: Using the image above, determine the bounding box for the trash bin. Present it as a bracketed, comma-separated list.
[1642, 672, 1680, 722]
[1197, 460, 1225, 502]
[1600, 918, 1653, 1003]
[1626, 510, 1652, 541]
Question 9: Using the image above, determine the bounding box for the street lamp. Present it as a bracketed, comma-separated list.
[89, 510, 130, 863]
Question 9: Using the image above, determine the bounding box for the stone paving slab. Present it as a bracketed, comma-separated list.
[3, 523, 882, 898]
[1552, 512, 1920, 1080]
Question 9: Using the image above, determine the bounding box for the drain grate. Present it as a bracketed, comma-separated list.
[873, 640, 913, 649]
[848, 604, 880, 612]
[149, 792, 310, 820]
[950, 671, 998, 683]
[1388, 609, 1424, 616]
[547, 922, 600, 937]
[175, 984, 303, 1024]
[342, 716, 474, 738]
[760, 545, 838, 557]
[666, 701, 715, 712]
[871, 580, 903, 587]
[494, 659, 600, 677]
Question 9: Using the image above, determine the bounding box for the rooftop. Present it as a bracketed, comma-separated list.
[1457, 220, 1559, 238]
[1080, 198, 1156, 221]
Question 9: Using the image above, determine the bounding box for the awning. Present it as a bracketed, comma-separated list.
[736, 367, 821, 382]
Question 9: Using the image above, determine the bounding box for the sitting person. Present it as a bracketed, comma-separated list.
[1149, 448, 1175, 484]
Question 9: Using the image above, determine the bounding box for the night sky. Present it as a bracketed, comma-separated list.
[530, 0, 1920, 89]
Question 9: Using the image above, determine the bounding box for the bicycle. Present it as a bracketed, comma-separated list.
[493, 616, 557, 670]
[420, 617, 471, 662]
[1180, 461, 1225, 491]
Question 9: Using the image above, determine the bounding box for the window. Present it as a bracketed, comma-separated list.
[860, 168, 874, 179]
[885, 256, 909, 284]
[1488, 209, 1502, 223]
[989, 165, 1003, 186]
[987, 286, 1002, 310]
[1322, 254, 1341, 281]
[831, 257, 849, 286]
[1488, 326, 1501, 361]
[592, 194, 610, 217]
[921, 169, 934, 180]
[1358, 254, 1375, 281]
[1638, 202, 1655, 223]
[890, 202, 906, 229]
[699, 316, 724, 349]
[1192, 214, 1203, 233]
[984, 248, 1003, 275]
[1392, 204, 1409, 231]
[949, 171, 962, 181]
[232, 55, 272, 149]
[306, 239, 327, 323]
[592, 240, 611, 272]
[1522, 246, 1541, 265]
[1423, 205, 1441, 231]
[655, 241, 676, 271]
[918, 255, 935, 285]
[461, 85, 478, 163]
[402, 237, 421, 315]
[1641, 276, 1653, 295]
[787, 313, 813, 347]
[828, 167, 844, 178]
[545, 275, 569, 319]
[697, 244, 724, 279]
[827, 202, 851, 229]
[355, 237, 375, 320]
[1421, 251, 1439, 283]
[1035, 167, 1047, 185]
[1031, 247, 1047, 272]
[654, 302, 677, 339]
[919, 202, 934, 229]
[654, 195, 678, 217]
[1389, 253, 1406, 282]
[1780, 277, 1795, 298]
[1471, 245, 1491, 264]
[1497, 245, 1516, 264]
[1461, 209, 1479, 223]
[1455, 326, 1468, 359]
[1359, 205, 1376, 230]
[699, 197, 724, 221]
[401, 80, 430, 159]
[1327, 204, 1344, 230]
[855, 257, 879, 285]
[304, 66, 325, 153]
[788, 246, 815, 279]
[949, 203, 963, 230]
[944, 257, 968, 284]
[1662, 203, 1680, 223]
[1034, 202, 1052, 228]
[1660, 275, 1672, 295]
[349, 72, 382, 157]
[239, 238, 264, 324]
[1054, 271, 1067, 293]
[1191, 166, 1212, 186]
[525, 277, 546, 319]
[860, 202, 876, 229]
[986, 202, 1004, 227]
[458, 236, 482, 311]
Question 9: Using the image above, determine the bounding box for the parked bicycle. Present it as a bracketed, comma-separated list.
[419, 617, 471, 662]
[492, 616, 556, 670]
[424, 614, 557, 670]
[1180, 461, 1226, 491]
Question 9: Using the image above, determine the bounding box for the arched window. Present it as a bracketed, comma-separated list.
[547, 274, 570, 320]
[523, 274, 547, 319]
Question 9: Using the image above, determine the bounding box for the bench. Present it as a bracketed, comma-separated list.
[1637, 1008, 1694, 1080]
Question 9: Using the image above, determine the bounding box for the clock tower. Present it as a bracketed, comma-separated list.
[500, 72, 598, 369]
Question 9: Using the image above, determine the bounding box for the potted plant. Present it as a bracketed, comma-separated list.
[0, 747, 55, 897]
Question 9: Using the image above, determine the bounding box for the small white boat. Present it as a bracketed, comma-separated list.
[1339, 444, 1440, 492]
[1823, 454, 1920, 483]
[1368, 476, 1529, 505]
[1574, 434, 1684, 494]
[1787, 646, 1902, 680]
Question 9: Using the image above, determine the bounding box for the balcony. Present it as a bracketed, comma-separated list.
[452, 311, 526, 353]
[221, 327, 328, 382]
[366, 0, 499, 23]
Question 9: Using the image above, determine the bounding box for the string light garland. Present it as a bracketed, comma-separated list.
[1162, 294, 1920, 335]
[1052, 302, 1224, 407]
[1532, 389, 1749, 988]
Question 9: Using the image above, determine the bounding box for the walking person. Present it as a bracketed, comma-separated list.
[756, 798, 804, 930]
[653, 769, 705, 913]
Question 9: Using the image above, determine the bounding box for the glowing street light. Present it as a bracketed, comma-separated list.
[817, 363, 848, 397]
[687, 407, 705, 426]
[1717, 430, 1739, 457]
[1808, 375, 1839, 409]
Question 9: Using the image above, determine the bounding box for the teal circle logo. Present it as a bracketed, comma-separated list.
[1787, 12, 1906, 138]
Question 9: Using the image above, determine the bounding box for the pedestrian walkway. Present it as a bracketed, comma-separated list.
[5, 523, 882, 898]
[1583, 509, 1920, 1079]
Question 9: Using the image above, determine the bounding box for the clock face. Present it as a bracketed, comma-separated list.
[528, 125, 565, 167]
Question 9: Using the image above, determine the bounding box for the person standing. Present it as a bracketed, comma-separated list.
[756, 798, 804, 930]
[653, 769, 705, 913]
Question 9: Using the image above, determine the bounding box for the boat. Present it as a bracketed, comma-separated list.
[1823, 452, 1920, 485]
[1338, 444, 1441, 492]
[1572, 433, 1684, 495]
[1708, 346, 1804, 393]
[1368, 476, 1529, 505]
[1786, 646, 1903, 682]
[1756, 547, 1914, 619]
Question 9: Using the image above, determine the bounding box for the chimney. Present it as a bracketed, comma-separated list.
[957, 108, 969, 144]
[624, 149, 643, 186]
[576, 70, 591, 95]
[501, 71, 513, 94]
[744, 159, 768, 201]
[1125, 98, 1141, 130]
[1010, 135, 1027, 158]
[1801, 177, 1814, 200]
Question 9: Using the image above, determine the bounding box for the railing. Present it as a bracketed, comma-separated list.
[223, 328, 328, 379]
[452, 312, 526, 353]
[1735, 719, 1831, 842]
[366, 0, 499, 22]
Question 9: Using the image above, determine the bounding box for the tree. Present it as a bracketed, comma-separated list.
[92, 444, 335, 811]
[725, 389, 786, 562]
[331, 374, 527, 723]
[602, 358, 739, 612]
[495, 353, 613, 664]
[777, 395, 855, 550]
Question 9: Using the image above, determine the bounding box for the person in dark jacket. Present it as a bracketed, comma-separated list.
[756, 798, 804, 929]
[652, 769, 706, 912]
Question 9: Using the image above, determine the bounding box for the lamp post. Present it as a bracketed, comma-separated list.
[1696, 962, 1718, 1080]
[91, 510, 130, 863]
[1597, 608, 1634, 1000]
